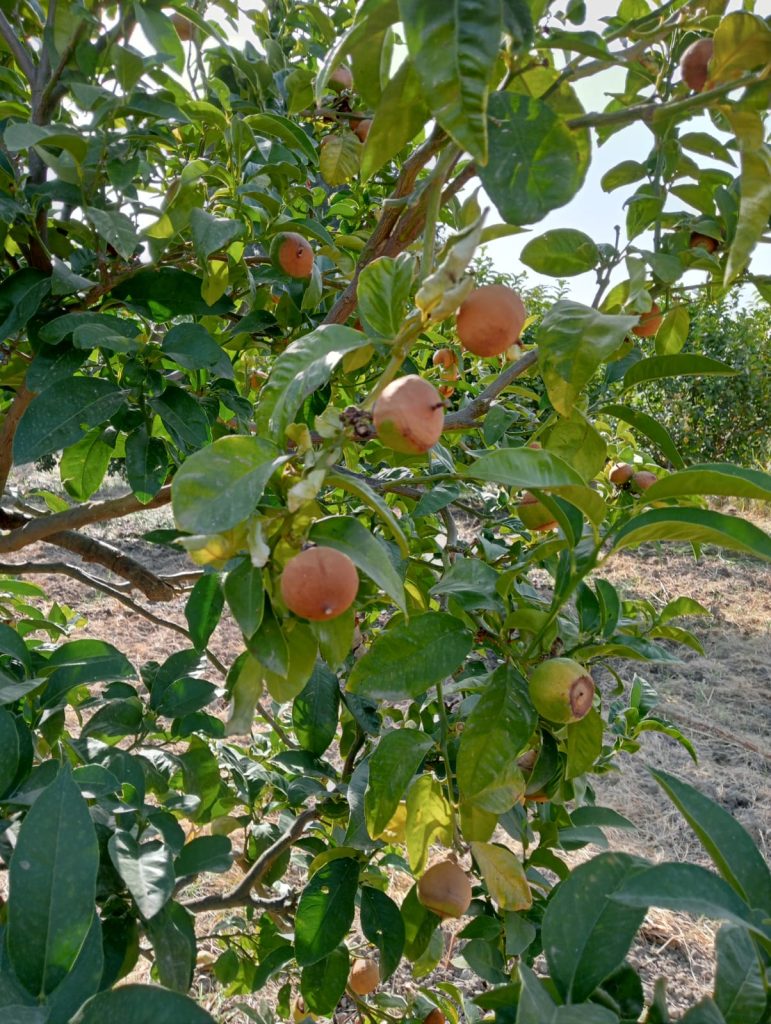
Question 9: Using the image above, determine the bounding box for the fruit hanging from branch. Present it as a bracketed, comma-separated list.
[348, 958, 380, 995]
[456, 284, 527, 357]
[633, 303, 663, 338]
[280, 546, 359, 621]
[528, 658, 596, 724]
[372, 375, 445, 454]
[517, 492, 558, 532]
[680, 37, 713, 92]
[417, 860, 472, 919]
[271, 232, 314, 279]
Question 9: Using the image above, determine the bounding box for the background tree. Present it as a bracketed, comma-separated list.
[0, 2, 770, 1022]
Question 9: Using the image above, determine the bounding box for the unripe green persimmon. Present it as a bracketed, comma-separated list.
[528, 657, 595, 723]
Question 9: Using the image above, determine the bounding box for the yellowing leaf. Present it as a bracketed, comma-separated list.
[377, 803, 408, 843]
[470, 842, 532, 911]
[405, 775, 452, 873]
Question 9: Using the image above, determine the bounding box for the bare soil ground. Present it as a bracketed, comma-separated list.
[3, 469, 770, 1020]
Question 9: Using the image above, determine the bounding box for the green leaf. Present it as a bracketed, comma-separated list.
[85, 206, 138, 260]
[146, 902, 196, 994]
[300, 947, 350, 1015]
[184, 575, 224, 651]
[471, 842, 531, 911]
[59, 428, 113, 501]
[13, 378, 125, 465]
[537, 301, 637, 416]
[401, 883, 441, 961]
[125, 426, 169, 503]
[714, 925, 766, 1024]
[600, 159, 646, 192]
[365, 729, 435, 838]
[711, 12, 771, 85]
[319, 133, 361, 186]
[172, 435, 282, 534]
[347, 612, 472, 700]
[641, 465, 771, 504]
[724, 111, 771, 287]
[614, 863, 758, 930]
[247, 601, 288, 678]
[161, 323, 234, 379]
[255, 325, 369, 440]
[224, 559, 265, 639]
[360, 59, 430, 180]
[8, 768, 99, 996]
[521, 229, 599, 277]
[518, 962, 620, 1023]
[328, 470, 410, 558]
[461, 446, 606, 525]
[599, 404, 685, 470]
[357, 254, 416, 337]
[292, 663, 340, 756]
[361, 887, 405, 981]
[155, 677, 216, 718]
[655, 306, 690, 356]
[294, 857, 360, 965]
[0, 623, 31, 674]
[545, 412, 607, 482]
[398, 0, 501, 163]
[149, 387, 210, 455]
[610, 508, 771, 562]
[244, 112, 318, 165]
[108, 832, 175, 920]
[309, 516, 406, 613]
[680, 999, 728, 1024]
[542, 852, 648, 1004]
[0, 269, 51, 342]
[623, 354, 738, 390]
[457, 666, 535, 813]
[649, 769, 771, 914]
[133, 3, 185, 72]
[174, 836, 233, 878]
[263, 621, 317, 704]
[0, 708, 19, 796]
[113, 268, 233, 320]
[74, 984, 215, 1023]
[405, 774, 453, 873]
[565, 708, 604, 781]
[43, 914, 103, 1023]
[479, 92, 589, 225]
[190, 208, 244, 261]
[312, 608, 355, 670]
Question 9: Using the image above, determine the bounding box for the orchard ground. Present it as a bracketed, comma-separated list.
[4, 466, 769, 1021]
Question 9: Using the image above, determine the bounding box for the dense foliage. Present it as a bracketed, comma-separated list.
[0, 2, 770, 1022]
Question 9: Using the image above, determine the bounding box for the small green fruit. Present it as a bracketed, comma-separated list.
[528, 657, 595, 723]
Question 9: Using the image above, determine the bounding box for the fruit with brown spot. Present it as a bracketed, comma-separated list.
[456, 284, 527, 357]
[417, 860, 472, 919]
[690, 232, 718, 253]
[352, 118, 372, 142]
[518, 492, 558, 532]
[348, 958, 379, 995]
[528, 657, 595, 723]
[631, 470, 657, 492]
[680, 38, 713, 92]
[270, 232, 314, 278]
[328, 65, 353, 91]
[373, 375, 444, 454]
[280, 547, 359, 621]
[292, 997, 317, 1022]
[609, 462, 634, 486]
[632, 303, 662, 338]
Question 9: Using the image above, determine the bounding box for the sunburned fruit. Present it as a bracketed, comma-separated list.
[373, 375, 444, 454]
[631, 470, 657, 492]
[348, 958, 380, 995]
[680, 37, 713, 93]
[456, 284, 526, 357]
[280, 546, 358, 621]
[270, 232, 314, 278]
[518, 492, 558, 532]
[690, 232, 718, 253]
[417, 859, 472, 919]
[528, 657, 595, 724]
[632, 303, 662, 338]
[609, 462, 634, 486]
[352, 118, 372, 142]
[328, 65, 353, 91]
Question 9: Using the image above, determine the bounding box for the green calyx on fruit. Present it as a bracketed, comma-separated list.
[417, 859, 472, 919]
[280, 546, 359, 621]
[609, 462, 634, 486]
[456, 284, 526, 357]
[680, 37, 713, 93]
[632, 303, 662, 338]
[528, 657, 595, 723]
[270, 232, 314, 278]
[372, 375, 445, 454]
[631, 470, 657, 492]
[517, 491, 558, 532]
[348, 957, 380, 995]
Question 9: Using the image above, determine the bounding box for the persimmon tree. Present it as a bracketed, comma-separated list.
[0, 2, 770, 1022]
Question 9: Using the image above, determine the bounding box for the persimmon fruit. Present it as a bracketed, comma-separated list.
[271, 232, 314, 278]
[280, 547, 359, 621]
[373, 375, 444, 454]
[352, 118, 372, 142]
[680, 38, 713, 92]
[609, 462, 634, 486]
[348, 958, 380, 995]
[518, 492, 558, 532]
[632, 304, 662, 338]
[528, 657, 595, 723]
[328, 65, 353, 91]
[456, 284, 526, 357]
[417, 860, 472, 919]
[631, 470, 657, 492]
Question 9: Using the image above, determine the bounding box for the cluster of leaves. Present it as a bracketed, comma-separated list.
[0, 1, 770, 1023]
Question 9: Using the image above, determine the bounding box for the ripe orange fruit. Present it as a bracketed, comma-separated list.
[609, 462, 634, 486]
[280, 547, 359, 621]
[632, 304, 662, 338]
[680, 38, 713, 93]
[518, 492, 558, 532]
[372, 375, 444, 454]
[456, 284, 526, 357]
[271, 232, 314, 278]
[328, 65, 353, 92]
[689, 232, 718, 253]
[417, 860, 472, 919]
[348, 958, 379, 995]
[352, 118, 372, 143]
[432, 348, 457, 369]
[631, 470, 657, 492]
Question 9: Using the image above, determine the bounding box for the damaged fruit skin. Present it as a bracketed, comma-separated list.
[372, 375, 444, 454]
[348, 958, 380, 995]
[417, 860, 472, 919]
[280, 546, 359, 621]
[456, 284, 526, 357]
[271, 232, 314, 278]
[528, 657, 595, 724]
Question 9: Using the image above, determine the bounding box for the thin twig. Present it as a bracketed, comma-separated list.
[0, 385, 36, 496]
[0, 11, 37, 81]
[443, 349, 539, 430]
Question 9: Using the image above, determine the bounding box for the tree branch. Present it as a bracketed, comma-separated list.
[443, 349, 539, 430]
[0, 486, 172, 554]
[0, 11, 37, 82]
[0, 384, 36, 497]
[183, 806, 319, 913]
